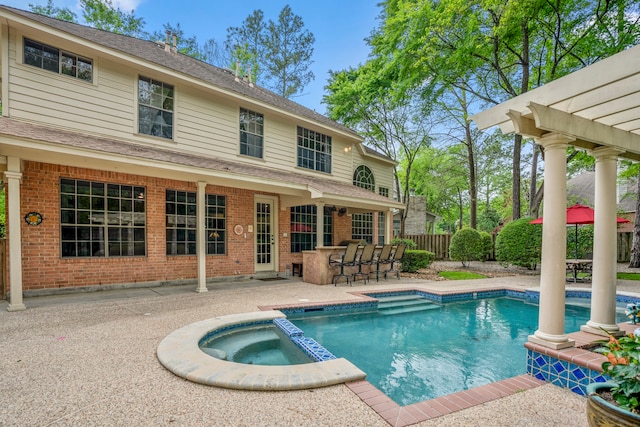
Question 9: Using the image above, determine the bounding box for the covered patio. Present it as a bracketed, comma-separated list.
[471, 43, 640, 349]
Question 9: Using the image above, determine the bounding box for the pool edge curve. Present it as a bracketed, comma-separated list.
[156, 310, 366, 390]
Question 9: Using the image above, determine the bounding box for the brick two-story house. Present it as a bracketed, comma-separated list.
[0, 6, 402, 310]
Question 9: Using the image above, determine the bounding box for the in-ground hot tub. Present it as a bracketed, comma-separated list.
[156, 311, 365, 390]
[199, 323, 313, 366]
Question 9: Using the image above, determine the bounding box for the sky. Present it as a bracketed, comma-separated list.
[2, 0, 382, 114]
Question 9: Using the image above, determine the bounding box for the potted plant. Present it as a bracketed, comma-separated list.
[587, 332, 640, 426]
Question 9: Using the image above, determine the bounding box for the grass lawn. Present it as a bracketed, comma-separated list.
[617, 272, 640, 281]
[438, 271, 487, 280]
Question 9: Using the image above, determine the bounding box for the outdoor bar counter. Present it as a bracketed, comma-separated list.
[302, 246, 347, 285]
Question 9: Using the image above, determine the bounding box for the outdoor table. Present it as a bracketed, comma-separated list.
[566, 259, 593, 283]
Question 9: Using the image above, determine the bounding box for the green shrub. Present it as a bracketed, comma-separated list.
[479, 231, 493, 261]
[495, 217, 542, 270]
[402, 250, 434, 272]
[390, 237, 417, 250]
[449, 227, 483, 266]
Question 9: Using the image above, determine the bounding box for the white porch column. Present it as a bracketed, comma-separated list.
[529, 133, 574, 349]
[581, 147, 623, 336]
[386, 209, 393, 244]
[316, 202, 325, 248]
[195, 181, 208, 293]
[5, 166, 26, 311]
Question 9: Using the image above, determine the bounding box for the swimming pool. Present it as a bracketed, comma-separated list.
[289, 295, 627, 406]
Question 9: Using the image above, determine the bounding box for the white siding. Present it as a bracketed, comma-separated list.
[6, 26, 387, 186]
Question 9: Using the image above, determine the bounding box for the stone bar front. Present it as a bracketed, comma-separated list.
[302, 247, 348, 285]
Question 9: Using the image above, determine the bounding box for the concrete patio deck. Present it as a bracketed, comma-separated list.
[2, 266, 637, 426]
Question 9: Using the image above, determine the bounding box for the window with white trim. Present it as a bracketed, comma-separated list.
[378, 212, 386, 245]
[297, 126, 332, 173]
[166, 190, 226, 255]
[352, 213, 373, 244]
[60, 179, 146, 257]
[24, 38, 93, 82]
[138, 76, 174, 139]
[353, 165, 375, 191]
[290, 205, 333, 252]
[240, 108, 264, 158]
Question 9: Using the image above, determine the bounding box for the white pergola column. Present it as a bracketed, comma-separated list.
[5, 167, 26, 311]
[529, 133, 574, 349]
[316, 202, 325, 248]
[581, 147, 623, 336]
[195, 181, 208, 293]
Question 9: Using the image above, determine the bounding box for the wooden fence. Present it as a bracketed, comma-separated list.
[406, 232, 634, 262]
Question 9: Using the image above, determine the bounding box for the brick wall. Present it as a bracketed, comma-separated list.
[15, 161, 289, 291]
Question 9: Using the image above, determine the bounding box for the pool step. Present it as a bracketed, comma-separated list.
[376, 294, 425, 303]
[377, 295, 440, 315]
[379, 303, 441, 316]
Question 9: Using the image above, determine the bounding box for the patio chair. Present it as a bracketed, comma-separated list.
[374, 244, 393, 282]
[329, 242, 360, 286]
[352, 244, 376, 284]
[385, 243, 406, 280]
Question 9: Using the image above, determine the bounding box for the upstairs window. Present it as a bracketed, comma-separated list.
[353, 165, 375, 191]
[297, 126, 331, 173]
[379, 187, 390, 198]
[138, 76, 174, 139]
[240, 108, 264, 158]
[24, 38, 93, 82]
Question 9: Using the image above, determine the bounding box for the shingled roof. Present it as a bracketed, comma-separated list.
[0, 117, 400, 208]
[0, 5, 362, 140]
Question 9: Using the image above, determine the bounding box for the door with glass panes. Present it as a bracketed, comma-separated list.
[254, 195, 277, 271]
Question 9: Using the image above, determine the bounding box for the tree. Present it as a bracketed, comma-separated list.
[436, 86, 481, 228]
[262, 5, 315, 98]
[370, 0, 640, 224]
[619, 161, 640, 267]
[406, 145, 468, 233]
[80, 0, 145, 37]
[199, 39, 229, 68]
[150, 23, 205, 61]
[225, 10, 265, 81]
[226, 6, 315, 98]
[324, 61, 436, 235]
[29, 0, 77, 22]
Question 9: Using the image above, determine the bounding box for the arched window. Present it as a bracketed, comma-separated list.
[353, 165, 375, 191]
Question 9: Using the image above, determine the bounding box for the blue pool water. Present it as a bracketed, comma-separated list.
[290, 296, 626, 406]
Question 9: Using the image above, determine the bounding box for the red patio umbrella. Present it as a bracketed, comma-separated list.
[529, 203, 629, 258]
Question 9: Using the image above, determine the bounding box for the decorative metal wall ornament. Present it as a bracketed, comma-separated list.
[24, 212, 43, 226]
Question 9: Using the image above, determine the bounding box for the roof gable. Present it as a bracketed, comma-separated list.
[0, 5, 362, 140]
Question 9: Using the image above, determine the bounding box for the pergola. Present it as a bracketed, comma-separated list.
[471, 44, 640, 349]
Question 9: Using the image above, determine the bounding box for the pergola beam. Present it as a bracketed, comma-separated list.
[528, 103, 640, 160]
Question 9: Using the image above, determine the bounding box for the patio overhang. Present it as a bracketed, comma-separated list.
[0, 117, 402, 213]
